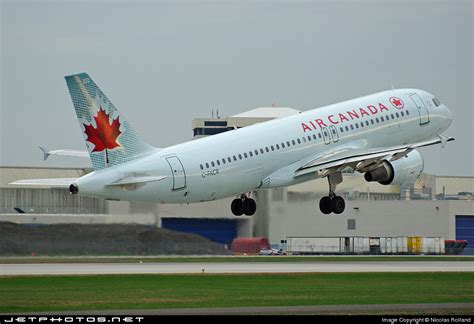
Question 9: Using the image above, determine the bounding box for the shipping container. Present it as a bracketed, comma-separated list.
[422, 237, 445, 254]
[287, 237, 343, 254]
[408, 236, 422, 254]
[397, 237, 408, 254]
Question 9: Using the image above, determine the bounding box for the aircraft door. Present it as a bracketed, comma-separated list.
[166, 156, 186, 190]
[321, 127, 331, 145]
[409, 93, 430, 125]
[329, 125, 339, 143]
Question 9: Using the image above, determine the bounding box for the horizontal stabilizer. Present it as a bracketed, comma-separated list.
[39, 147, 89, 160]
[106, 175, 167, 190]
[9, 178, 77, 188]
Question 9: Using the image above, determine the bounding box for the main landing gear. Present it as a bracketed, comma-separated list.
[319, 172, 346, 214]
[231, 194, 256, 216]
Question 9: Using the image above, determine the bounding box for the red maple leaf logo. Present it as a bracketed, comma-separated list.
[84, 106, 122, 152]
[389, 97, 404, 109]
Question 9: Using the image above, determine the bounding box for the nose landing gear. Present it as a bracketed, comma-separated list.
[231, 194, 256, 216]
[319, 172, 346, 214]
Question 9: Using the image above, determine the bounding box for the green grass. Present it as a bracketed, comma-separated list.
[1, 273, 473, 312]
[1, 255, 473, 264]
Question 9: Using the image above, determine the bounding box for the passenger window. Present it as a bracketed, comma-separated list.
[238, 154, 242, 160]
[276, 144, 280, 150]
[318, 133, 322, 138]
[396, 112, 399, 118]
[287, 141, 291, 146]
[233, 156, 237, 161]
[406, 110, 410, 115]
[228, 157, 231, 163]
[260, 148, 264, 154]
[297, 139, 301, 144]
[391, 114, 395, 119]
[345, 126, 349, 131]
[381, 117, 384, 122]
[249, 151, 253, 157]
[376, 118, 379, 123]
[365, 121, 369, 126]
[200, 164, 203, 170]
[371, 119, 374, 124]
[302, 137, 306, 143]
[244, 153, 248, 158]
[211, 161, 215, 167]
[312, 135, 316, 140]
[307, 136, 311, 141]
[360, 122, 363, 127]
[355, 124, 359, 129]
[401, 111, 404, 116]
[222, 158, 226, 164]
[216, 160, 220, 166]
[206, 163, 209, 168]
[340, 127, 344, 132]
[271, 146, 275, 151]
[350, 125, 354, 130]
[265, 147, 269, 152]
[281, 143, 285, 148]
[255, 150, 258, 155]
[292, 140, 296, 145]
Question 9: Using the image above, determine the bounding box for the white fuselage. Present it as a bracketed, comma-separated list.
[75, 88, 452, 203]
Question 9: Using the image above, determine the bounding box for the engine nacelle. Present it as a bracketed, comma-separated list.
[364, 149, 424, 186]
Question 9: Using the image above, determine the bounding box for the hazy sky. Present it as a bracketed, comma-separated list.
[1, 0, 473, 176]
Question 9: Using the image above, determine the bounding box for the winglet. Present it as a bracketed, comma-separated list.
[438, 134, 455, 148]
[39, 146, 50, 161]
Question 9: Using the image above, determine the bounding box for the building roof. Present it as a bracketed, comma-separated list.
[230, 107, 300, 119]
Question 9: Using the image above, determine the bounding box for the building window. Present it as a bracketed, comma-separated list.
[348, 219, 356, 230]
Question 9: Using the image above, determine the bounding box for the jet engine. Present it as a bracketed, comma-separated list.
[364, 149, 424, 186]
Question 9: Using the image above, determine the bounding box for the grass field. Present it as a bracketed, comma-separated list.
[1, 272, 473, 312]
[1, 255, 473, 264]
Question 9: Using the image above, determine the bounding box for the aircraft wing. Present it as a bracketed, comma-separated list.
[39, 147, 89, 160]
[9, 178, 77, 188]
[295, 134, 454, 177]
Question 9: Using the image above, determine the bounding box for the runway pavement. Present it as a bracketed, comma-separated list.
[1, 261, 473, 275]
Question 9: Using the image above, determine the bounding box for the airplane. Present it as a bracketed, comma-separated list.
[11, 73, 454, 215]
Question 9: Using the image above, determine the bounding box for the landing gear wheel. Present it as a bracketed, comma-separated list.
[331, 196, 345, 214]
[242, 198, 257, 216]
[231, 199, 243, 216]
[319, 196, 332, 214]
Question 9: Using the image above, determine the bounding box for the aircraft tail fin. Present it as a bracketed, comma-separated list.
[65, 73, 157, 170]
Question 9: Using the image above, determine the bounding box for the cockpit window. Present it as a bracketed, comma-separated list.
[432, 97, 441, 107]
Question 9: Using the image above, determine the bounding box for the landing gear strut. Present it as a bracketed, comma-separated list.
[231, 194, 256, 216]
[319, 172, 345, 214]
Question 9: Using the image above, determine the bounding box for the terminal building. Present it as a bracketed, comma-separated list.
[1, 107, 473, 253]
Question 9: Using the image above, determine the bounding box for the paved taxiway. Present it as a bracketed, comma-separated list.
[1, 261, 473, 275]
